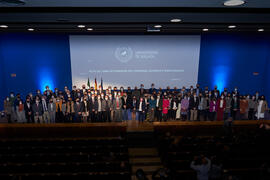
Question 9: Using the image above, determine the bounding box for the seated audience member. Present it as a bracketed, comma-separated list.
[190, 155, 211, 180]
[32, 98, 43, 123]
[209, 156, 223, 180]
[48, 98, 56, 123]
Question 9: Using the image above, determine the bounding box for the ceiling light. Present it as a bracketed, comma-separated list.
[77, 25, 85, 28]
[228, 25, 236, 28]
[87, 28, 93, 31]
[258, 29, 264, 32]
[0, 25, 8, 28]
[202, 28, 209, 31]
[154, 25, 162, 28]
[27, 28, 34, 31]
[170, 19, 182, 23]
[224, 0, 245, 6]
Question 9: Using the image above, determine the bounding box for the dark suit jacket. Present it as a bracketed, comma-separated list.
[89, 99, 98, 111]
[136, 101, 146, 112]
[32, 103, 43, 116]
[24, 102, 32, 115]
[74, 102, 83, 114]
[189, 97, 199, 109]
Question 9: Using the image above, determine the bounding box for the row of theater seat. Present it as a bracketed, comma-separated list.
[0, 137, 131, 180]
[157, 132, 270, 180]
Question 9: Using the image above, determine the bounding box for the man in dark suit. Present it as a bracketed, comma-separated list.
[212, 85, 220, 99]
[137, 97, 146, 123]
[149, 83, 156, 95]
[189, 93, 199, 121]
[155, 94, 163, 122]
[89, 95, 98, 122]
[24, 96, 33, 123]
[32, 98, 43, 123]
[74, 98, 83, 122]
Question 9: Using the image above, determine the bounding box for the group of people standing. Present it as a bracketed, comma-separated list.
[2, 83, 269, 123]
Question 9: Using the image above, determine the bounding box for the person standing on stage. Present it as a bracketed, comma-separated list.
[217, 95, 226, 121]
[102, 95, 112, 122]
[155, 93, 163, 122]
[137, 97, 146, 123]
[48, 98, 56, 123]
[162, 96, 170, 122]
[113, 95, 122, 122]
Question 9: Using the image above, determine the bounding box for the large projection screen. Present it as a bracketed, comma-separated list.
[69, 35, 201, 89]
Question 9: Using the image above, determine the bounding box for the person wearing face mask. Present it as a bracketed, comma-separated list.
[126, 87, 133, 120]
[74, 98, 82, 122]
[137, 97, 146, 123]
[24, 97, 33, 123]
[131, 96, 138, 120]
[66, 97, 74, 122]
[44, 85, 53, 99]
[41, 96, 50, 123]
[189, 93, 199, 121]
[217, 95, 226, 121]
[8, 92, 17, 122]
[48, 98, 56, 123]
[132, 86, 140, 100]
[181, 95, 189, 121]
[155, 94, 163, 122]
[32, 98, 43, 123]
[198, 93, 207, 121]
[102, 95, 112, 122]
[209, 98, 217, 121]
[231, 93, 240, 120]
[36, 89, 42, 100]
[81, 98, 90, 123]
[61, 99, 67, 122]
[256, 96, 268, 120]
[55, 98, 63, 123]
[239, 96, 248, 120]
[149, 83, 156, 95]
[113, 95, 122, 122]
[248, 95, 257, 120]
[162, 96, 170, 122]
[224, 94, 232, 120]
[16, 99, 26, 123]
[89, 95, 98, 122]
[97, 95, 103, 122]
[4, 97, 12, 123]
[121, 93, 128, 121]
[148, 95, 157, 122]
[175, 96, 182, 120]
[212, 86, 220, 99]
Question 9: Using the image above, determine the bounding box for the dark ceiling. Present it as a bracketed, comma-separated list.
[0, 0, 270, 33]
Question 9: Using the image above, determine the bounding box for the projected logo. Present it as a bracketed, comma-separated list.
[115, 47, 133, 63]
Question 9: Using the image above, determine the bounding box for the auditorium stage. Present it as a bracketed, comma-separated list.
[0, 120, 269, 139]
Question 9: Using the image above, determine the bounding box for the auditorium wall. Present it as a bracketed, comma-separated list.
[0, 33, 269, 110]
[0, 33, 72, 110]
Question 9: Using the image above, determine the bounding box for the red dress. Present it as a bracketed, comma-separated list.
[162, 99, 170, 114]
[217, 99, 226, 121]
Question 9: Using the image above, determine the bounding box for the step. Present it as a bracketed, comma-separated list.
[132, 165, 163, 174]
[130, 157, 161, 165]
[129, 148, 159, 157]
